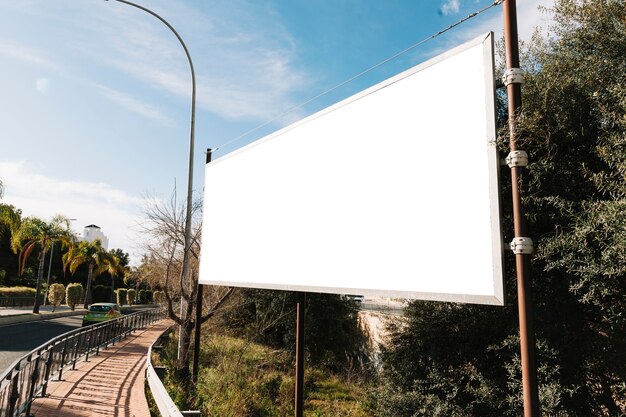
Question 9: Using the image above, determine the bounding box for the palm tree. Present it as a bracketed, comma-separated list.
[0, 204, 21, 239]
[63, 239, 122, 308]
[102, 250, 127, 302]
[11, 215, 73, 313]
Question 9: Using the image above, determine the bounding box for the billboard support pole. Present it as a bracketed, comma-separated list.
[503, 1, 540, 416]
[192, 148, 213, 385]
[295, 292, 306, 417]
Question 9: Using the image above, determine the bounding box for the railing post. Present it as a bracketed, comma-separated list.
[58, 340, 68, 381]
[112, 321, 118, 346]
[41, 347, 54, 396]
[8, 366, 20, 417]
[95, 329, 101, 356]
[24, 356, 41, 417]
[72, 338, 80, 370]
[85, 336, 91, 362]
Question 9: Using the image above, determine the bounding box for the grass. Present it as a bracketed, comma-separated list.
[159, 334, 373, 417]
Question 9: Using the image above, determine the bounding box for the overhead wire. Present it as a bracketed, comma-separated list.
[212, 0, 504, 154]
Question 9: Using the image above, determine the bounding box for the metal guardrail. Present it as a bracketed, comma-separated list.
[0, 306, 167, 417]
[146, 328, 201, 417]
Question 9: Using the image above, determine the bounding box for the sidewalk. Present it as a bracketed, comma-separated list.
[30, 319, 173, 417]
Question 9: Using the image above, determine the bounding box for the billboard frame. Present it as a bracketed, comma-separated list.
[199, 32, 503, 306]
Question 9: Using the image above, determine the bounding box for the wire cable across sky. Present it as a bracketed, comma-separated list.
[213, 0, 504, 153]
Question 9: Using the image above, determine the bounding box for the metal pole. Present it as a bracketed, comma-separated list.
[192, 149, 212, 385]
[502, 1, 540, 415]
[43, 243, 54, 306]
[108, 0, 196, 363]
[295, 292, 306, 417]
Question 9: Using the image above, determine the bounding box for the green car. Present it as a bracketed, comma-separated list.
[82, 303, 123, 326]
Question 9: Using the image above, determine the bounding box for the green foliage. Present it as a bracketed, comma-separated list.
[157, 333, 371, 417]
[92, 285, 113, 303]
[126, 288, 136, 305]
[376, 1, 626, 415]
[0, 286, 38, 297]
[65, 283, 83, 311]
[138, 289, 153, 304]
[64, 239, 125, 307]
[116, 288, 128, 306]
[220, 289, 369, 372]
[47, 283, 65, 312]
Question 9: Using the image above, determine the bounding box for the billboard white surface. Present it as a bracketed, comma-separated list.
[199, 33, 503, 305]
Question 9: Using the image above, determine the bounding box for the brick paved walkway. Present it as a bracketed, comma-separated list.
[31, 320, 173, 417]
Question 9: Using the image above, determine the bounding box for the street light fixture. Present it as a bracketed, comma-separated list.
[104, 0, 197, 357]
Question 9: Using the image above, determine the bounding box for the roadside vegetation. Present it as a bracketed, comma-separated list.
[154, 332, 372, 417]
[0, 187, 147, 311]
[0, 286, 37, 298]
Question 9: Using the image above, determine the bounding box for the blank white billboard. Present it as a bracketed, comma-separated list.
[199, 33, 503, 305]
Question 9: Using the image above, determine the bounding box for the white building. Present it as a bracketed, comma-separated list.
[80, 224, 109, 250]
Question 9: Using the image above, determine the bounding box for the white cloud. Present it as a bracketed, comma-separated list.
[441, 0, 461, 15]
[92, 83, 175, 126]
[0, 40, 61, 72]
[0, 161, 145, 263]
[80, 0, 309, 122]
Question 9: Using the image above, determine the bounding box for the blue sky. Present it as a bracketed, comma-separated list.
[0, 0, 554, 262]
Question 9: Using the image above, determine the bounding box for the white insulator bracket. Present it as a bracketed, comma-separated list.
[510, 237, 534, 255]
[502, 68, 525, 86]
[505, 150, 529, 168]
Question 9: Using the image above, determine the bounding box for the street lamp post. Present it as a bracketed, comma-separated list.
[106, 0, 197, 356]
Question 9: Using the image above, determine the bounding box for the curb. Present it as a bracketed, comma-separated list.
[0, 310, 85, 327]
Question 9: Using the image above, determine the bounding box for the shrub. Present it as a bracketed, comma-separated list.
[116, 288, 128, 306]
[139, 289, 153, 304]
[66, 283, 84, 311]
[47, 283, 65, 312]
[92, 285, 113, 303]
[0, 286, 38, 298]
[154, 291, 165, 304]
[127, 289, 136, 305]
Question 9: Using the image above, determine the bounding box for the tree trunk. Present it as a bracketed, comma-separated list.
[177, 320, 194, 380]
[83, 263, 94, 309]
[32, 249, 46, 314]
[111, 275, 115, 303]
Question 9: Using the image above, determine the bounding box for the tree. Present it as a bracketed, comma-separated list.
[102, 251, 127, 302]
[221, 289, 369, 372]
[11, 215, 73, 314]
[138, 190, 234, 379]
[63, 239, 123, 309]
[376, 1, 625, 415]
[0, 204, 22, 283]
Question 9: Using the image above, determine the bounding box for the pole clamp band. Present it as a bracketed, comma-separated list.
[502, 68, 525, 86]
[505, 150, 529, 168]
[510, 237, 534, 255]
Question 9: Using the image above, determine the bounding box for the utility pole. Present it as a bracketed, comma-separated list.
[192, 149, 212, 384]
[502, 1, 540, 415]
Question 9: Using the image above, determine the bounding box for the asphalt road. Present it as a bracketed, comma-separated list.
[0, 315, 83, 374]
[0, 307, 155, 374]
